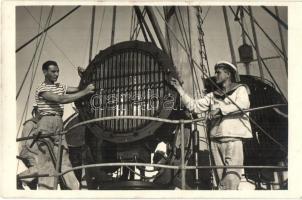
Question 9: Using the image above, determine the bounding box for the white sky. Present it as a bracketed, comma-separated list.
[15, 6, 288, 133]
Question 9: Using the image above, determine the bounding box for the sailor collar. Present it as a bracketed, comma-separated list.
[213, 83, 249, 100]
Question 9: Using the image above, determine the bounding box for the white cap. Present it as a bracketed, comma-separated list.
[215, 61, 237, 72]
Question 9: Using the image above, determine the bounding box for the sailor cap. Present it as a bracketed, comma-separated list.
[215, 61, 237, 72]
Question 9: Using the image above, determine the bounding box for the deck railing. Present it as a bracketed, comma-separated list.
[17, 115, 288, 190]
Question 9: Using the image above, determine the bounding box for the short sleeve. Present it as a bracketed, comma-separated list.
[36, 85, 50, 96]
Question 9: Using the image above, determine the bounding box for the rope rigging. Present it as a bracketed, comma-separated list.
[129, 7, 135, 40]
[248, 6, 265, 81]
[16, 7, 54, 173]
[81, 22, 91, 68]
[16, 6, 81, 53]
[16, 6, 80, 100]
[111, 6, 117, 45]
[17, 6, 43, 173]
[31, 7, 43, 78]
[173, 7, 199, 98]
[222, 6, 240, 82]
[202, 6, 211, 22]
[96, 7, 106, 51]
[179, 7, 204, 98]
[241, 7, 288, 64]
[134, 6, 156, 44]
[23, 7, 44, 137]
[193, 8, 214, 182]
[154, 6, 287, 153]
[130, 8, 137, 40]
[195, 6, 211, 80]
[17, 6, 54, 136]
[24, 7, 76, 68]
[130, 8, 147, 41]
[133, 7, 148, 42]
[229, 6, 288, 103]
[274, 6, 288, 75]
[261, 6, 288, 30]
[88, 6, 96, 62]
[83, 6, 99, 66]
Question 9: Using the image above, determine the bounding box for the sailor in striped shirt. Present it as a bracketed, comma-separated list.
[35, 82, 66, 116]
[34, 60, 94, 190]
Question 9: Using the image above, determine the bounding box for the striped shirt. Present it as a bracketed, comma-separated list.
[35, 82, 67, 116]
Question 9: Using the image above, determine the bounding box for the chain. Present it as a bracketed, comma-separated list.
[195, 7, 211, 79]
[195, 6, 215, 188]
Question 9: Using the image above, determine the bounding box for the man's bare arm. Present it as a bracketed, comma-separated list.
[41, 84, 94, 104]
[66, 86, 80, 94]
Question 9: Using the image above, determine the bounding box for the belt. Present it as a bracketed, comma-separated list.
[41, 113, 62, 117]
[211, 137, 242, 143]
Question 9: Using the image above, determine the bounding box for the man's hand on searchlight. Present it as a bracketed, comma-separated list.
[170, 77, 182, 90]
[77, 66, 86, 77]
[85, 84, 95, 94]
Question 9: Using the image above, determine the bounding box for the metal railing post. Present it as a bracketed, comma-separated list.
[180, 121, 186, 189]
[53, 133, 63, 190]
[192, 125, 200, 189]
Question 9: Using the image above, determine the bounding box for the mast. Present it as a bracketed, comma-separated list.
[222, 6, 240, 82]
[145, 7, 170, 55]
[248, 6, 265, 81]
[134, 6, 156, 44]
[111, 6, 117, 45]
[239, 7, 251, 74]
[89, 6, 96, 62]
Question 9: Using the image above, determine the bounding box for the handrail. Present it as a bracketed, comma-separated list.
[61, 116, 205, 135]
[17, 162, 288, 180]
[62, 104, 287, 135]
[16, 104, 287, 140]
